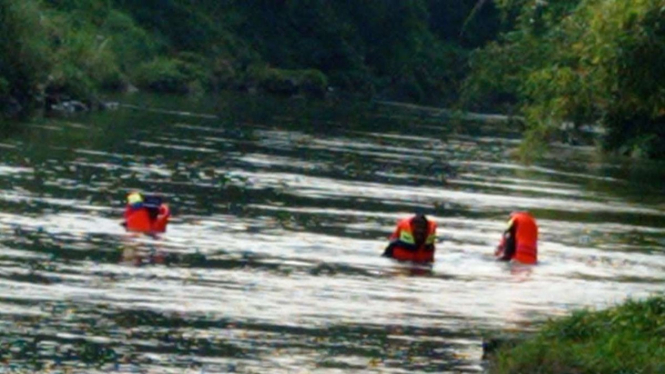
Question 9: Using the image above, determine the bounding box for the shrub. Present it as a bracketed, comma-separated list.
[491, 297, 665, 374]
[0, 0, 52, 112]
[101, 9, 163, 73]
[132, 55, 210, 94]
[246, 65, 329, 97]
[209, 57, 237, 90]
[0, 77, 9, 97]
[252, 66, 299, 96]
[43, 10, 123, 99]
[133, 58, 189, 94]
[299, 69, 328, 97]
[464, 0, 665, 159]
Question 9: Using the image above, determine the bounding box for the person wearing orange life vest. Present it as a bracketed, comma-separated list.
[123, 192, 171, 234]
[382, 214, 437, 263]
[495, 211, 538, 264]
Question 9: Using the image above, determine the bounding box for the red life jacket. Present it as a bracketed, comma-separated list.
[511, 212, 538, 264]
[389, 217, 437, 263]
[124, 204, 170, 233]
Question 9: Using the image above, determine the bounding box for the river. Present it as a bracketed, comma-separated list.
[0, 93, 664, 373]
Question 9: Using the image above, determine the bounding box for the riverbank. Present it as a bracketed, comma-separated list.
[2, 0, 492, 124]
[487, 296, 665, 374]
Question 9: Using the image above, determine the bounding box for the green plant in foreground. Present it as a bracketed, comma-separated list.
[492, 297, 665, 374]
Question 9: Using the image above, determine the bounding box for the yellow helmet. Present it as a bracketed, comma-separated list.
[127, 192, 143, 205]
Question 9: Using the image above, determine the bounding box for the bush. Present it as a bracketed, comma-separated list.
[247, 65, 298, 95]
[101, 9, 163, 73]
[299, 69, 328, 97]
[491, 297, 665, 374]
[0, 76, 22, 120]
[133, 58, 189, 94]
[246, 65, 329, 97]
[173, 52, 210, 85]
[132, 55, 210, 94]
[0, 0, 52, 112]
[329, 70, 377, 97]
[98, 67, 126, 91]
[0, 77, 9, 97]
[208, 57, 237, 90]
[464, 0, 665, 159]
[43, 9, 124, 99]
[47, 63, 96, 101]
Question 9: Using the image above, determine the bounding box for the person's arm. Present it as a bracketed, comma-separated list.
[123, 205, 132, 220]
[382, 241, 397, 258]
[158, 204, 170, 218]
[494, 235, 505, 257]
[497, 222, 517, 261]
[423, 225, 436, 252]
[383, 225, 402, 257]
[122, 205, 137, 227]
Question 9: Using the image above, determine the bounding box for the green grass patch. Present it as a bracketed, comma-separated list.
[490, 296, 665, 374]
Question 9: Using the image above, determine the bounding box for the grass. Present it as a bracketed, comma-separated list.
[490, 296, 665, 374]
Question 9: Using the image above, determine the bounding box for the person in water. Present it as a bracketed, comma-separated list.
[123, 192, 171, 233]
[383, 214, 437, 263]
[495, 211, 538, 264]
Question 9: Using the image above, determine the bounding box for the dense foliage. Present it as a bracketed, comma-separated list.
[0, 0, 498, 117]
[491, 297, 665, 374]
[1, 0, 663, 158]
[464, 0, 665, 158]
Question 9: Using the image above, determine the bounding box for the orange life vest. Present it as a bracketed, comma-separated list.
[125, 204, 170, 234]
[389, 217, 437, 263]
[510, 212, 538, 264]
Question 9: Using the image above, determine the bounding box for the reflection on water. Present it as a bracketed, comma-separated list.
[0, 94, 664, 372]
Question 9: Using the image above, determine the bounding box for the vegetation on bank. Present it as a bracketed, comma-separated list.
[489, 296, 665, 374]
[463, 0, 665, 159]
[1, 0, 664, 159]
[0, 0, 497, 118]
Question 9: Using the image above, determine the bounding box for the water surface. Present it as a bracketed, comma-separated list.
[0, 94, 664, 373]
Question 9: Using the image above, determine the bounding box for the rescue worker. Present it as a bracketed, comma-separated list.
[495, 211, 538, 264]
[123, 192, 171, 233]
[382, 214, 437, 263]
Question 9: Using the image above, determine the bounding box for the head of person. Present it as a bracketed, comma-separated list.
[127, 192, 143, 207]
[412, 214, 429, 245]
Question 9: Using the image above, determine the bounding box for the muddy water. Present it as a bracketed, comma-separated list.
[0, 94, 664, 373]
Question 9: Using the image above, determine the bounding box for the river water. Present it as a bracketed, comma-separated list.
[0, 94, 664, 373]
